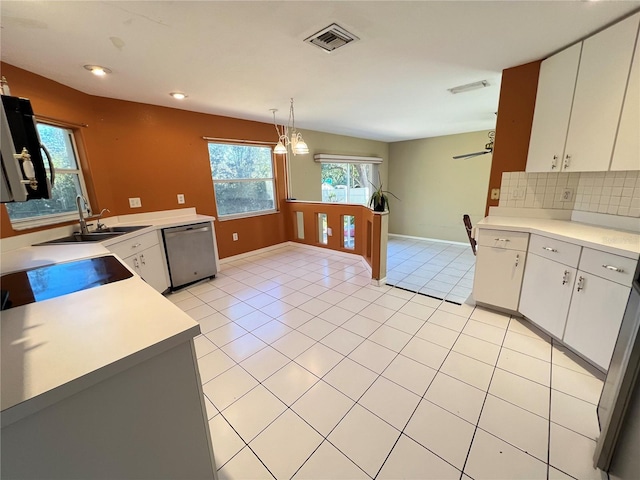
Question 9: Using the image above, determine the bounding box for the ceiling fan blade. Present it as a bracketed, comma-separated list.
[452, 150, 490, 160]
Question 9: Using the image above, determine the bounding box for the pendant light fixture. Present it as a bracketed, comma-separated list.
[271, 98, 309, 156]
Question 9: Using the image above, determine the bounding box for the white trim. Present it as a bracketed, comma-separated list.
[388, 233, 469, 246]
[216, 209, 279, 222]
[219, 242, 290, 265]
[314, 153, 383, 164]
[371, 277, 387, 287]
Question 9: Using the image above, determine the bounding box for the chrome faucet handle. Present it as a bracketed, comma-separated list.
[95, 208, 111, 231]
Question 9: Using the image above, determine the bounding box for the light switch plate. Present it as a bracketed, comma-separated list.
[177, 194, 185, 204]
[232, 233, 238, 241]
[327, 227, 333, 236]
[129, 197, 142, 208]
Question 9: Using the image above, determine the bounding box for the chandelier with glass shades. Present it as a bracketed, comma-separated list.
[271, 98, 309, 156]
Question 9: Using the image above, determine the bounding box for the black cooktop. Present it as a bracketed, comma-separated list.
[0, 255, 133, 311]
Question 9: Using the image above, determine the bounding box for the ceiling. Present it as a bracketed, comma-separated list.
[1, 1, 639, 142]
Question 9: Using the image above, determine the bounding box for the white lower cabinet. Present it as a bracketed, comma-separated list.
[123, 245, 169, 293]
[518, 236, 636, 371]
[562, 247, 636, 371]
[473, 230, 529, 311]
[519, 253, 576, 338]
[108, 231, 169, 293]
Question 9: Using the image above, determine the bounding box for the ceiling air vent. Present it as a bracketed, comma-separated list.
[304, 24, 359, 53]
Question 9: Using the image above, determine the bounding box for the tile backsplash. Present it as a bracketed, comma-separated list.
[499, 171, 640, 218]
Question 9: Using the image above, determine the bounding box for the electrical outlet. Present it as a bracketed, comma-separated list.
[232, 232, 238, 241]
[327, 227, 333, 236]
[128, 197, 141, 208]
[491, 188, 500, 200]
[511, 187, 525, 200]
[177, 194, 185, 204]
[562, 188, 574, 202]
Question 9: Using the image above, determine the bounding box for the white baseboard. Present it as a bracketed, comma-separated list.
[388, 233, 468, 246]
[219, 242, 290, 265]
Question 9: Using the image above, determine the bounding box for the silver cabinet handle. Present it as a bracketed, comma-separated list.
[602, 264, 624, 273]
[140, 253, 146, 265]
[576, 275, 585, 292]
[495, 238, 510, 242]
[551, 155, 558, 169]
[133, 257, 140, 269]
[515, 253, 520, 267]
[132, 243, 142, 248]
[564, 154, 571, 169]
[542, 247, 558, 252]
[562, 270, 570, 285]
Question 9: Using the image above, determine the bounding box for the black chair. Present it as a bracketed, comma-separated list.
[463, 214, 477, 256]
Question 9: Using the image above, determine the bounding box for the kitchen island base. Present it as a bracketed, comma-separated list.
[1, 340, 217, 480]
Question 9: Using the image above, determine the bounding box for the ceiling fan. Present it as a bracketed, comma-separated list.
[453, 131, 495, 160]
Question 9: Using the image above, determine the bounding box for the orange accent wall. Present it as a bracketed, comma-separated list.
[486, 60, 541, 214]
[0, 63, 287, 258]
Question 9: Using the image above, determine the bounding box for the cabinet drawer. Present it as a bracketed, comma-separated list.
[107, 231, 160, 260]
[528, 234, 581, 268]
[578, 248, 637, 287]
[477, 229, 529, 251]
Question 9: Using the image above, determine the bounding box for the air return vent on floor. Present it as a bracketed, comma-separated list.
[304, 24, 359, 52]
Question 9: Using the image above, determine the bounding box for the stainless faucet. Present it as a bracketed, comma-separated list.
[95, 208, 111, 231]
[76, 195, 91, 234]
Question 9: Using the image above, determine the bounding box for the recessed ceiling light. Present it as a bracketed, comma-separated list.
[169, 92, 187, 100]
[83, 65, 112, 76]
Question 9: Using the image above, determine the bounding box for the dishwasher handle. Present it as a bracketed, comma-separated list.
[164, 225, 211, 238]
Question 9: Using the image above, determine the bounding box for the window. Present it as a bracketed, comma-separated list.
[5, 123, 91, 229]
[208, 143, 276, 219]
[321, 163, 376, 205]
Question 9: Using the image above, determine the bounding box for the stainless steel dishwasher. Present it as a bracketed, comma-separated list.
[162, 222, 217, 290]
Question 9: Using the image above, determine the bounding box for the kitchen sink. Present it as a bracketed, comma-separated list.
[34, 232, 127, 245]
[94, 225, 150, 233]
[33, 226, 150, 245]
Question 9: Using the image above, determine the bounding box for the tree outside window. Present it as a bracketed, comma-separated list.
[321, 162, 374, 205]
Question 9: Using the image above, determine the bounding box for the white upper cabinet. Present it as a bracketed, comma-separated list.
[563, 13, 640, 172]
[526, 13, 640, 173]
[526, 43, 581, 172]
[611, 24, 640, 171]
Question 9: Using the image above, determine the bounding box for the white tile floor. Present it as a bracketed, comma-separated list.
[386, 236, 476, 304]
[170, 244, 606, 480]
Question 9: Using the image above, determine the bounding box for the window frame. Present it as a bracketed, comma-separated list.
[5, 121, 92, 230]
[207, 141, 279, 221]
[320, 162, 378, 206]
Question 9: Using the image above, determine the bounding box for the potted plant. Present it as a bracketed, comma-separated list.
[369, 180, 399, 212]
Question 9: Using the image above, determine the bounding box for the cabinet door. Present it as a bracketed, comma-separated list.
[473, 247, 525, 311]
[526, 43, 581, 172]
[519, 253, 576, 338]
[139, 245, 169, 293]
[564, 13, 640, 172]
[611, 24, 640, 171]
[564, 272, 631, 370]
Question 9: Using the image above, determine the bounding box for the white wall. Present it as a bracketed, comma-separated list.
[388, 130, 493, 242]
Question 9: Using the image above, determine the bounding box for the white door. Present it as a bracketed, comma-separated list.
[610, 25, 640, 171]
[526, 43, 581, 172]
[519, 253, 576, 338]
[473, 247, 525, 311]
[564, 272, 631, 370]
[563, 13, 640, 172]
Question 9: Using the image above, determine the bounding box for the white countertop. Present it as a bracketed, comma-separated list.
[477, 216, 640, 259]
[0, 209, 213, 426]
